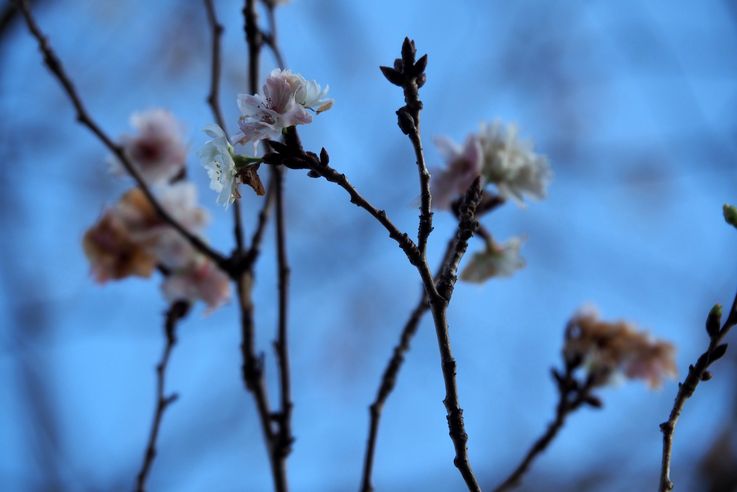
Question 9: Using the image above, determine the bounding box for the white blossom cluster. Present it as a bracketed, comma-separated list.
[431, 121, 550, 283]
[200, 69, 333, 207]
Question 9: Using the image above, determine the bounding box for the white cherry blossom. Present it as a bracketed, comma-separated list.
[199, 124, 239, 208]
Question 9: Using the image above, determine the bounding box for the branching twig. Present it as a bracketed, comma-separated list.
[265, 130, 483, 491]
[380, 38, 433, 256]
[262, 2, 286, 70]
[14, 0, 227, 270]
[361, 187, 502, 491]
[493, 359, 599, 492]
[272, 164, 294, 460]
[360, 238, 454, 492]
[659, 291, 737, 491]
[237, 2, 294, 490]
[202, 0, 246, 254]
[135, 301, 190, 492]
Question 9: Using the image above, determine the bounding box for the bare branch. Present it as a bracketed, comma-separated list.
[659, 291, 737, 491]
[135, 301, 190, 492]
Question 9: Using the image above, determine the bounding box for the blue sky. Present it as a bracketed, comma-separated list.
[1, 1, 737, 491]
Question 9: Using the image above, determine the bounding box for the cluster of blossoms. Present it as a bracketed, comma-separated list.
[431, 121, 551, 210]
[563, 307, 677, 389]
[434, 121, 550, 283]
[200, 69, 333, 207]
[85, 110, 230, 311]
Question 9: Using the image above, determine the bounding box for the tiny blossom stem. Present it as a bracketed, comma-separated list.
[15, 0, 227, 271]
[659, 289, 737, 491]
[135, 301, 190, 492]
[203, 0, 246, 254]
[493, 367, 595, 492]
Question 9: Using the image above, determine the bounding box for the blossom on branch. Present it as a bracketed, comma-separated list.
[563, 307, 677, 389]
[460, 237, 525, 283]
[431, 121, 551, 208]
[112, 109, 187, 185]
[199, 124, 240, 208]
[479, 121, 551, 204]
[235, 68, 332, 145]
[162, 256, 230, 312]
[430, 135, 483, 210]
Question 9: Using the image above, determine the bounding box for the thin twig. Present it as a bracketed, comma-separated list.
[236, 272, 286, 491]
[361, 187, 502, 491]
[361, 237, 455, 492]
[203, 0, 246, 253]
[247, 175, 275, 262]
[267, 136, 483, 491]
[493, 364, 597, 492]
[239, 1, 290, 490]
[262, 2, 285, 69]
[14, 0, 227, 270]
[135, 301, 190, 492]
[272, 164, 294, 460]
[659, 290, 737, 491]
[381, 38, 433, 256]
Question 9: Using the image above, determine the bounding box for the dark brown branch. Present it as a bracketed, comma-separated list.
[238, 2, 290, 490]
[267, 145, 421, 266]
[424, 182, 482, 492]
[381, 38, 432, 256]
[246, 175, 275, 263]
[203, 0, 226, 133]
[14, 0, 227, 271]
[266, 138, 482, 490]
[272, 164, 294, 460]
[659, 291, 737, 491]
[202, 0, 246, 254]
[360, 237, 456, 492]
[135, 301, 190, 492]
[262, 3, 286, 70]
[436, 178, 481, 300]
[236, 273, 286, 491]
[493, 362, 597, 492]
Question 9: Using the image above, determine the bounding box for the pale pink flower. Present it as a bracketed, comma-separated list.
[235, 69, 332, 145]
[113, 109, 187, 185]
[431, 135, 483, 209]
[564, 307, 677, 389]
[162, 256, 230, 312]
[460, 237, 525, 283]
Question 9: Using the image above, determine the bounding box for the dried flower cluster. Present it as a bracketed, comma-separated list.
[85, 110, 230, 311]
[564, 307, 677, 389]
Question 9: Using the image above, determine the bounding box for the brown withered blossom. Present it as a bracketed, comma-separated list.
[564, 307, 677, 389]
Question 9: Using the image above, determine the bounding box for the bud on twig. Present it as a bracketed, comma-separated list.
[706, 304, 722, 338]
[724, 204, 737, 230]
